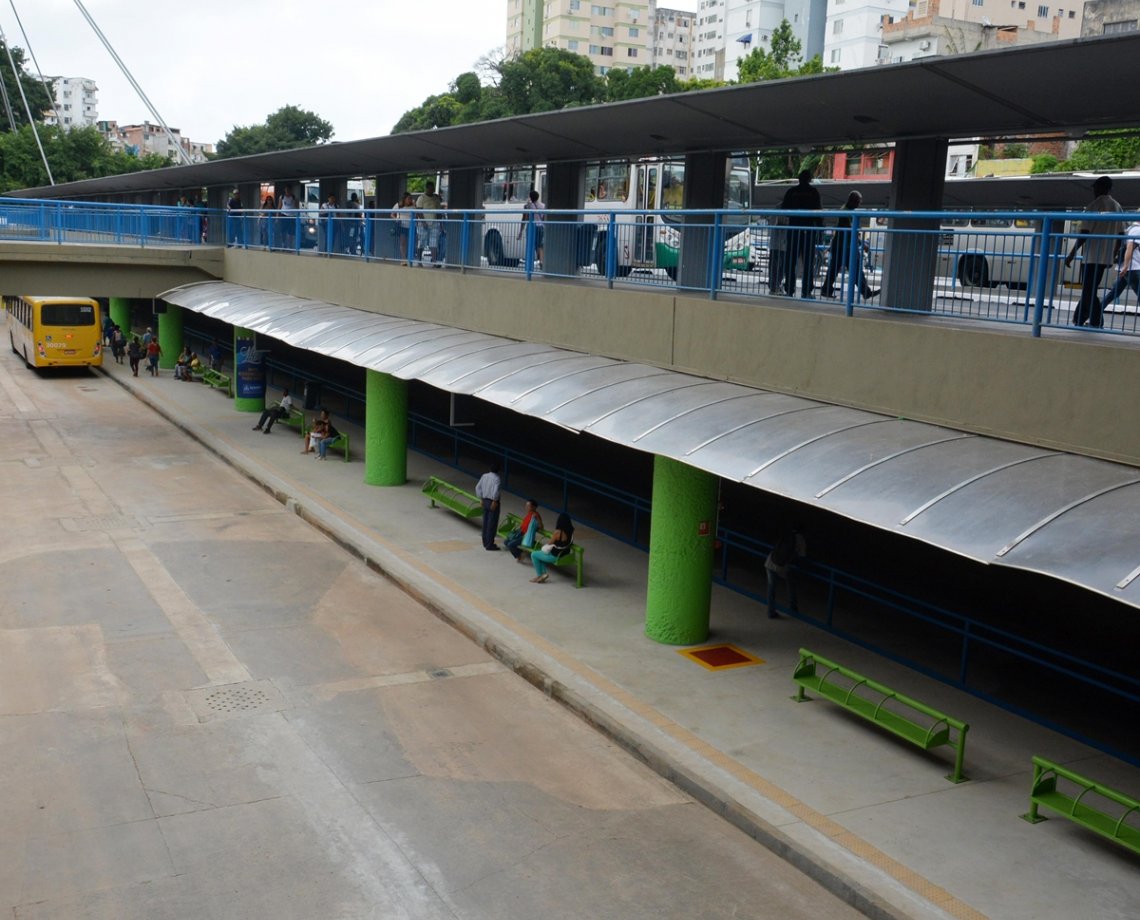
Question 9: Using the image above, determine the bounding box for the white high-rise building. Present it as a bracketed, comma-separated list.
[722, 0, 829, 81]
[692, 0, 727, 79]
[44, 76, 99, 130]
[652, 7, 696, 76]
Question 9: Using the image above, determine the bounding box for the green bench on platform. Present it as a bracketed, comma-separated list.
[1021, 756, 1140, 856]
[422, 476, 482, 520]
[201, 368, 232, 396]
[280, 404, 306, 432]
[792, 648, 969, 784]
[497, 512, 585, 588]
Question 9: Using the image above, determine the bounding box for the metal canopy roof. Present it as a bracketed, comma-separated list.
[11, 34, 1140, 200]
[162, 280, 1140, 608]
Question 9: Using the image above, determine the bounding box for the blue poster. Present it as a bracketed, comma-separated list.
[235, 337, 266, 399]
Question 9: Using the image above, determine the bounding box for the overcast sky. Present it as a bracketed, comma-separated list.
[5, 0, 697, 148]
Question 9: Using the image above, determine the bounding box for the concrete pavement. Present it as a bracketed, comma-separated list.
[97, 354, 1140, 920]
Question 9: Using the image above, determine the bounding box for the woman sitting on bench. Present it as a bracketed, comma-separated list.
[530, 512, 573, 584]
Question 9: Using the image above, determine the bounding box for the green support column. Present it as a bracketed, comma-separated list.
[157, 303, 182, 369]
[108, 297, 130, 334]
[645, 455, 718, 645]
[233, 326, 264, 412]
[364, 369, 407, 486]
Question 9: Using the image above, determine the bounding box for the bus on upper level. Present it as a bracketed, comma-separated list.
[480, 157, 753, 276]
[5, 295, 103, 368]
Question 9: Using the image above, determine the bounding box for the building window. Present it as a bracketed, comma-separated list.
[569, 0, 580, 8]
[973, 0, 983, 5]
[601, 46, 613, 55]
[629, 26, 639, 37]
[830, 48, 841, 62]
[833, 18, 843, 34]
[567, 39, 579, 50]
[1067, 10, 1075, 16]
[591, 5, 611, 14]
[628, 47, 638, 56]
[1103, 19, 1138, 31]
[1037, 4, 1048, 15]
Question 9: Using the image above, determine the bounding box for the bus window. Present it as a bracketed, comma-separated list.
[661, 163, 685, 209]
[586, 161, 631, 203]
[42, 302, 96, 326]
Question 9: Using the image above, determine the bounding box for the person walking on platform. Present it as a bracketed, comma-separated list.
[475, 463, 502, 551]
[821, 191, 877, 300]
[127, 336, 142, 376]
[1066, 175, 1123, 328]
[765, 529, 806, 618]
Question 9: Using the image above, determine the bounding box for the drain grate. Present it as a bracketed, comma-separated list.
[428, 668, 453, 679]
[203, 685, 272, 713]
[185, 680, 283, 722]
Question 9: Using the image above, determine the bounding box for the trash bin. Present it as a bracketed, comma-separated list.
[303, 381, 322, 410]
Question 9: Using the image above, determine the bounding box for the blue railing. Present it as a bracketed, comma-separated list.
[4, 196, 1139, 338]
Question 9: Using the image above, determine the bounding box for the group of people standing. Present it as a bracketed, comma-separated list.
[391, 180, 447, 266]
[475, 464, 574, 584]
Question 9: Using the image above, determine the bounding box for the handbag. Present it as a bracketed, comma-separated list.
[540, 543, 556, 554]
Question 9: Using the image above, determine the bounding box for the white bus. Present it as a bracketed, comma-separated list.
[479, 157, 753, 276]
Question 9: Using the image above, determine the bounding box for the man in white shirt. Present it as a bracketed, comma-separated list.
[253, 388, 294, 434]
[475, 463, 502, 550]
[1102, 221, 1140, 316]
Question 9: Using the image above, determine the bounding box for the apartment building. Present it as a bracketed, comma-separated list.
[99, 120, 214, 164]
[652, 7, 695, 75]
[44, 76, 99, 130]
[1081, 0, 1140, 34]
[507, 0, 656, 75]
[829, 0, 1083, 70]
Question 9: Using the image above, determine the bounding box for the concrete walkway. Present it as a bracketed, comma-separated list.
[101, 356, 1140, 920]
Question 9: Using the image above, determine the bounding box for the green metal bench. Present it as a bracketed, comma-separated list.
[792, 648, 969, 783]
[280, 404, 306, 432]
[497, 512, 586, 588]
[422, 476, 482, 520]
[201, 368, 232, 396]
[299, 418, 350, 461]
[1021, 756, 1140, 855]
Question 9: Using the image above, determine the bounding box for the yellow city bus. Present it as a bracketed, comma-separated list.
[5, 295, 103, 368]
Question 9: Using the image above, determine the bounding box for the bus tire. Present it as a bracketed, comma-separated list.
[484, 230, 506, 266]
[23, 346, 31, 369]
[958, 255, 991, 288]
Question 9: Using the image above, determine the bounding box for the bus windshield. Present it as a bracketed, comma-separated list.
[41, 302, 96, 325]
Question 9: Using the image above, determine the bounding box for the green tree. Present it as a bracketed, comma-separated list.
[0, 42, 53, 132]
[215, 105, 334, 158]
[605, 65, 681, 101]
[0, 124, 171, 192]
[1030, 154, 1059, 174]
[497, 47, 603, 115]
[736, 20, 825, 83]
[1059, 132, 1140, 172]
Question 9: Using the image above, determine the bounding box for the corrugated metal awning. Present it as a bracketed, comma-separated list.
[160, 280, 1140, 607]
